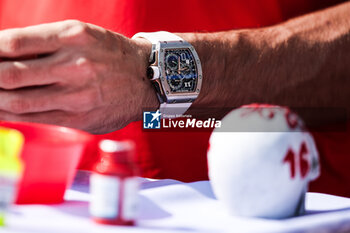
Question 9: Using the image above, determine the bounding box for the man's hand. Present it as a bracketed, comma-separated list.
[0, 20, 157, 134]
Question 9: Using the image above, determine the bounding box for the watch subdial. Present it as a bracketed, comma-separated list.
[165, 53, 179, 71]
[167, 73, 183, 91]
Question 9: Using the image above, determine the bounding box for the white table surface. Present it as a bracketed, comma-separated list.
[3, 172, 350, 233]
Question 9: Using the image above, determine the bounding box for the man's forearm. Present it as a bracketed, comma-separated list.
[177, 2, 350, 120]
[1, 3, 348, 133]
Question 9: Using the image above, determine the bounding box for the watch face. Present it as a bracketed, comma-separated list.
[164, 49, 197, 93]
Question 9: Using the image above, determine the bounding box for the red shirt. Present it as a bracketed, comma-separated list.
[0, 0, 349, 197]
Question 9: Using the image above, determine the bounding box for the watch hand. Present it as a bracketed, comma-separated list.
[178, 57, 181, 73]
[179, 66, 189, 72]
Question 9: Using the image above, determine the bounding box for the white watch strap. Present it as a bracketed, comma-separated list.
[132, 31, 183, 44]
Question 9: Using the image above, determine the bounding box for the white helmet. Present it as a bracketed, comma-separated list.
[208, 104, 320, 219]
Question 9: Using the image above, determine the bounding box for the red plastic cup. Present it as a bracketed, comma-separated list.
[0, 121, 94, 204]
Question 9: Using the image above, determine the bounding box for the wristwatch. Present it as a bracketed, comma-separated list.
[132, 31, 202, 118]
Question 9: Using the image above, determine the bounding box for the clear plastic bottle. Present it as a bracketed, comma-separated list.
[90, 139, 139, 225]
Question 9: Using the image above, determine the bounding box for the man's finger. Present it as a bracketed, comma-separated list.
[0, 26, 60, 57]
[0, 85, 66, 114]
[0, 55, 64, 89]
[0, 20, 87, 57]
[0, 84, 100, 114]
[0, 109, 74, 128]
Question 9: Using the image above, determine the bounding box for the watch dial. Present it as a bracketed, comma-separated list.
[164, 49, 197, 93]
[168, 73, 182, 91]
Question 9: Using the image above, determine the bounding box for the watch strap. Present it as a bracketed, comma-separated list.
[132, 31, 183, 44]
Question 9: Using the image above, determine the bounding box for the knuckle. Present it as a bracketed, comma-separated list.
[62, 20, 91, 43]
[3, 34, 22, 53]
[72, 21, 88, 34]
[64, 19, 82, 26]
[75, 57, 98, 76]
[9, 98, 30, 114]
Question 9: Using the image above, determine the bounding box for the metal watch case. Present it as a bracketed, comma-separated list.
[147, 41, 203, 105]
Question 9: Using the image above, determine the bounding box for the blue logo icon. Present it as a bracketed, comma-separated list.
[143, 110, 161, 129]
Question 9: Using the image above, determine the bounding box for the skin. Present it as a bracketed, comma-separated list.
[0, 21, 158, 133]
[0, 2, 349, 134]
[180, 1, 350, 121]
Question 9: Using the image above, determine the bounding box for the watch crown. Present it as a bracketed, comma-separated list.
[147, 66, 160, 81]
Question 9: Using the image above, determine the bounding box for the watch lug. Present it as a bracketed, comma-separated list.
[149, 45, 158, 65]
[149, 50, 155, 64]
[153, 80, 166, 103]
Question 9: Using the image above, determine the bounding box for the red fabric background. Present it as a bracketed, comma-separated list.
[0, 0, 348, 196]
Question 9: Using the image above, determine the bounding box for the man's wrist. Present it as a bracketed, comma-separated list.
[175, 32, 243, 109]
[131, 37, 159, 121]
[175, 30, 272, 118]
[132, 32, 204, 118]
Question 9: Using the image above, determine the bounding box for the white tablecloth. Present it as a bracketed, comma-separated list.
[3, 173, 350, 233]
